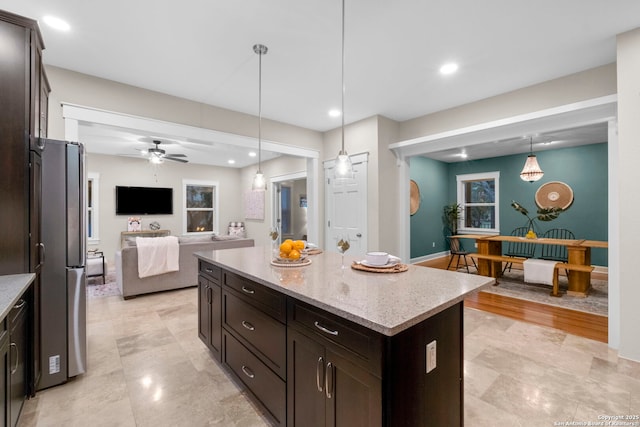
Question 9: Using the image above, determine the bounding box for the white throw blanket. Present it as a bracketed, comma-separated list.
[523, 258, 556, 286]
[136, 236, 180, 278]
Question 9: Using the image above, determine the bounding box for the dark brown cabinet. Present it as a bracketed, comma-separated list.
[0, 8, 50, 415]
[198, 260, 464, 426]
[198, 262, 222, 361]
[9, 300, 27, 427]
[0, 327, 8, 427]
[287, 328, 381, 427]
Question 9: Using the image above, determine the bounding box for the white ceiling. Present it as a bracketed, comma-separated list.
[3, 0, 637, 164]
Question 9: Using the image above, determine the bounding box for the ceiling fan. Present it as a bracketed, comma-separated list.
[141, 140, 188, 163]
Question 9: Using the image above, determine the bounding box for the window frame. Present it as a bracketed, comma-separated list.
[182, 179, 219, 235]
[87, 172, 100, 243]
[456, 171, 500, 235]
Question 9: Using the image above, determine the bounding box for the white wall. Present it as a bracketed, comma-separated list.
[616, 28, 640, 362]
[87, 153, 244, 265]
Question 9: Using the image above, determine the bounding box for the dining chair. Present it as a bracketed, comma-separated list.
[502, 226, 537, 274]
[446, 237, 477, 274]
[540, 228, 575, 263]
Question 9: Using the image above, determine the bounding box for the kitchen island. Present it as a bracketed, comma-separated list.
[195, 246, 493, 427]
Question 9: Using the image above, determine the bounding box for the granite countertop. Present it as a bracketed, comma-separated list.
[194, 246, 494, 336]
[0, 273, 35, 321]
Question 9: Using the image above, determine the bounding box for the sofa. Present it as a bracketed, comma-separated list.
[115, 235, 254, 299]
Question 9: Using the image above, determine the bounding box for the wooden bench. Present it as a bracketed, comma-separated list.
[468, 253, 595, 297]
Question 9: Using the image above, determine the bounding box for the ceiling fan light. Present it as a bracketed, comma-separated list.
[520, 154, 544, 182]
[150, 155, 164, 165]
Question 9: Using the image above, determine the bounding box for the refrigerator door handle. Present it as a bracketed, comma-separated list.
[67, 267, 87, 377]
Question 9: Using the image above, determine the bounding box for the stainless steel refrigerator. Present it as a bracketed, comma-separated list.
[39, 139, 87, 390]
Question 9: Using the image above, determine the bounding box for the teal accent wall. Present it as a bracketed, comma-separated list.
[410, 143, 608, 266]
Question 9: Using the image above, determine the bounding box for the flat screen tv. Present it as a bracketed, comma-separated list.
[115, 186, 173, 215]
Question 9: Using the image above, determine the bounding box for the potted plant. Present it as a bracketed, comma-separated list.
[443, 203, 462, 235]
[510, 200, 564, 238]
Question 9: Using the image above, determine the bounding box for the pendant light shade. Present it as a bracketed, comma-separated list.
[520, 137, 544, 182]
[334, 0, 355, 183]
[252, 44, 268, 191]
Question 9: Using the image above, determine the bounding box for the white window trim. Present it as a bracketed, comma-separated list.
[87, 172, 100, 243]
[456, 171, 500, 235]
[182, 179, 219, 235]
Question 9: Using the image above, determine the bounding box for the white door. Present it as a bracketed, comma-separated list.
[324, 153, 368, 256]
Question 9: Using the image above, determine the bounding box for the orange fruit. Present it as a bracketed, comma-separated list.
[293, 240, 305, 251]
[279, 251, 289, 259]
[279, 241, 292, 254]
[288, 249, 301, 260]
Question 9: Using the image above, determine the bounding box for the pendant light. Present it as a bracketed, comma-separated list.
[520, 137, 544, 182]
[252, 44, 268, 191]
[333, 0, 355, 183]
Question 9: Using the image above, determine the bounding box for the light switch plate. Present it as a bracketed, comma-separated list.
[426, 340, 437, 373]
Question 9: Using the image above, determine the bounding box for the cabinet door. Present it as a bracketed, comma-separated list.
[198, 277, 211, 347]
[1, 331, 9, 427]
[287, 328, 326, 427]
[198, 276, 221, 361]
[9, 307, 26, 427]
[325, 348, 381, 427]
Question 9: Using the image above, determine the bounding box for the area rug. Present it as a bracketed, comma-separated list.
[86, 269, 121, 298]
[463, 267, 608, 317]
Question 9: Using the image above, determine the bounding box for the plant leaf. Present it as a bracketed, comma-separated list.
[536, 207, 564, 221]
[511, 200, 529, 217]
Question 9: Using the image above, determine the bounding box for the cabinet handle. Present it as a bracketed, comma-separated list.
[241, 321, 255, 331]
[206, 286, 212, 304]
[325, 362, 333, 399]
[10, 343, 18, 375]
[13, 299, 26, 310]
[314, 321, 339, 336]
[205, 268, 213, 273]
[241, 286, 255, 295]
[241, 365, 255, 379]
[316, 356, 324, 392]
[38, 242, 46, 266]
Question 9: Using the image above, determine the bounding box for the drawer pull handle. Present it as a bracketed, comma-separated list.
[325, 362, 334, 399]
[205, 268, 213, 273]
[316, 356, 324, 392]
[241, 321, 255, 331]
[241, 365, 255, 379]
[241, 286, 255, 294]
[314, 321, 338, 336]
[13, 299, 26, 310]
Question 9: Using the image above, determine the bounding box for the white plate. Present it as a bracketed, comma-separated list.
[360, 257, 401, 269]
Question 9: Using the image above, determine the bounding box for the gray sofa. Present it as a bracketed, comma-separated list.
[115, 236, 254, 299]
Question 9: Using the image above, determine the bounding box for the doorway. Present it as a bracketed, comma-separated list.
[271, 173, 308, 244]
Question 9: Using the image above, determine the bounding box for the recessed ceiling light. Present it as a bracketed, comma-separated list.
[227, 159, 236, 165]
[42, 15, 71, 32]
[328, 109, 341, 117]
[439, 62, 458, 75]
[248, 151, 257, 157]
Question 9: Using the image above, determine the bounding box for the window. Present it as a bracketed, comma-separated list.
[456, 172, 499, 234]
[183, 180, 218, 234]
[87, 172, 100, 241]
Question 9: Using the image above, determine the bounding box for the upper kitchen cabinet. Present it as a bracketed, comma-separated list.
[0, 9, 49, 274]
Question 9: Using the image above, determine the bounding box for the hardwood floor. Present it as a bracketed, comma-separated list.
[416, 256, 608, 343]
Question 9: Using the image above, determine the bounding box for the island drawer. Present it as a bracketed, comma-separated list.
[223, 290, 286, 379]
[199, 261, 221, 282]
[287, 299, 383, 376]
[223, 331, 286, 426]
[223, 272, 286, 322]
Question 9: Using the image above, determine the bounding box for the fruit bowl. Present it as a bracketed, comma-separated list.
[274, 254, 308, 263]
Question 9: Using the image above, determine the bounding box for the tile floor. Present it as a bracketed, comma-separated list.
[18, 287, 640, 427]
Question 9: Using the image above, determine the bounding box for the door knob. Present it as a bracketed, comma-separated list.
[356, 233, 362, 237]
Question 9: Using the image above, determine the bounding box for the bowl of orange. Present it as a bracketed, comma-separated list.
[276, 239, 308, 263]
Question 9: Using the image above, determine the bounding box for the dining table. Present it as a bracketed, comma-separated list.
[452, 234, 608, 296]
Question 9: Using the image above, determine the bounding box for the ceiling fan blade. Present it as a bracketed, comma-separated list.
[165, 156, 188, 163]
[167, 153, 187, 157]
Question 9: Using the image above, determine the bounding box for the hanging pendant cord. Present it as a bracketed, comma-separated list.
[340, 0, 345, 154]
[258, 48, 263, 171]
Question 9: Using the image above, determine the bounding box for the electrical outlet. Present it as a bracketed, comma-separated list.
[426, 340, 437, 373]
